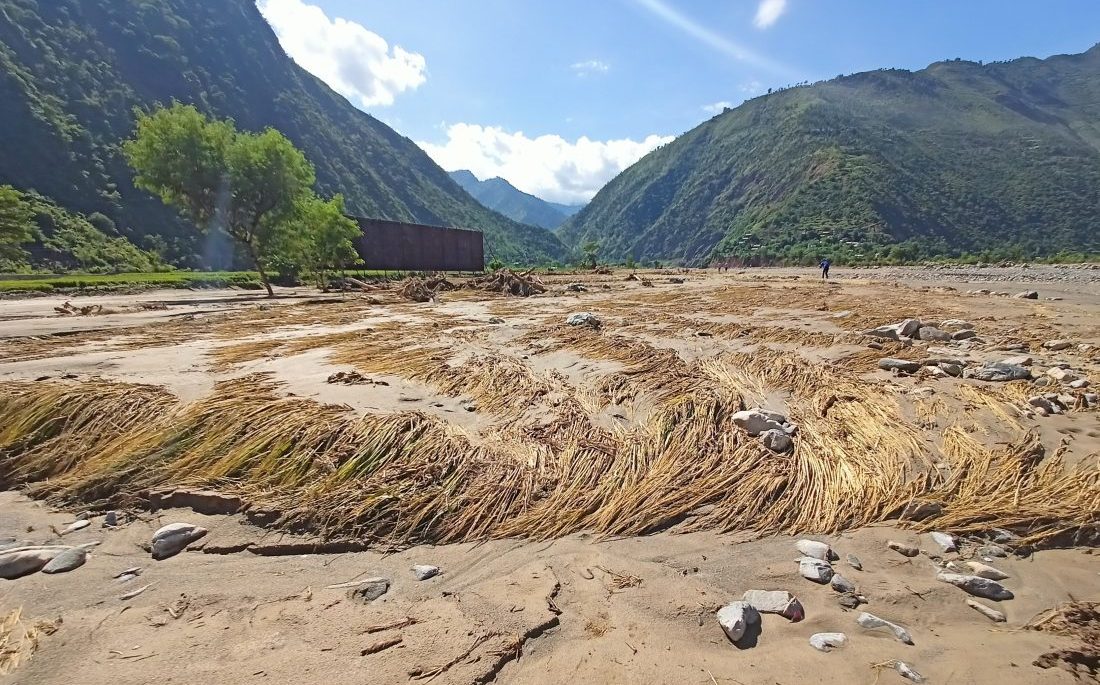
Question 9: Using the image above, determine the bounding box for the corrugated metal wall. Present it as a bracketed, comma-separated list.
[351, 217, 484, 271]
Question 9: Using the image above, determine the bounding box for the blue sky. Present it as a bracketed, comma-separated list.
[258, 0, 1100, 203]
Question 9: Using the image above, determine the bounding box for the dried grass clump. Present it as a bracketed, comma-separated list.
[466, 269, 546, 297]
[397, 277, 438, 302]
[0, 608, 58, 676]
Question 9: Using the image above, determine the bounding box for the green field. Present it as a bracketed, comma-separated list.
[0, 271, 263, 293]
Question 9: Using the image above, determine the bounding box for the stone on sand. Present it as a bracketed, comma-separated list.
[348, 578, 391, 603]
[742, 590, 805, 622]
[809, 632, 847, 652]
[879, 358, 921, 374]
[566, 312, 601, 328]
[951, 329, 978, 341]
[830, 573, 856, 594]
[855, 612, 913, 644]
[411, 564, 439, 581]
[936, 572, 1014, 601]
[41, 546, 87, 574]
[717, 601, 760, 642]
[795, 539, 833, 561]
[966, 363, 1031, 382]
[1013, 291, 1038, 299]
[1042, 339, 1072, 351]
[966, 599, 1007, 622]
[978, 544, 1008, 558]
[151, 522, 209, 560]
[895, 661, 926, 683]
[939, 319, 975, 331]
[798, 557, 834, 584]
[917, 326, 952, 341]
[0, 546, 69, 579]
[887, 540, 920, 557]
[845, 553, 863, 571]
[930, 532, 957, 552]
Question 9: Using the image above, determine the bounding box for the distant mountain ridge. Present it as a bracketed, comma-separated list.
[449, 170, 585, 230]
[0, 0, 567, 267]
[560, 44, 1100, 264]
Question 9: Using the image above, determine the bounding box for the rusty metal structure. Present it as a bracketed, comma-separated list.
[351, 217, 484, 271]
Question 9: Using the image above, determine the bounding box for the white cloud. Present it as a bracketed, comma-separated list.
[702, 101, 733, 114]
[419, 124, 674, 204]
[571, 59, 611, 76]
[753, 0, 788, 29]
[257, 0, 426, 108]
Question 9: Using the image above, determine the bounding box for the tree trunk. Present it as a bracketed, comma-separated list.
[245, 241, 274, 297]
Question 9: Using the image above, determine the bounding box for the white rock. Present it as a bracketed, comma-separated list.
[741, 590, 804, 621]
[1043, 340, 1072, 351]
[855, 612, 913, 644]
[760, 429, 793, 453]
[566, 312, 601, 327]
[917, 327, 952, 342]
[963, 561, 1009, 580]
[936, 572, 1014, 600]
[966, 599, 1006, 622]
[930, 531, 957, 552]
[0, 546, 70, 579]
[798, 557, 834, 584]
[412, 564, 440, 581]
[887, 540, 919, 557]
[809, 632, 847, 652]
[895, 661, 926, 683]
[1069, 379, 1090, 389]
[795, 539, 832, 561]
[717, 601, 759, 642]
[1047, 367, 1080, 383]
[846, 553, 863, 571]
[732, 410, 787, 437]
[41, 547, 87, 574]
[151, 523, 208, 560]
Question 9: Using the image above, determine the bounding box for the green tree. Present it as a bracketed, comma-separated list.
[581, 240, 600, 269]
[123, 104, 315, 296]
[0, 186, 35, 265]
[276, 194, 361, 288]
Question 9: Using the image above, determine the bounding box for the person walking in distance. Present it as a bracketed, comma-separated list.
[819, 257, 831, 279]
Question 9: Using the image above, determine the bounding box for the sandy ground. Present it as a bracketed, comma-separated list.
[2, 492, 1097, 685]
[1, 266, 1099, 684]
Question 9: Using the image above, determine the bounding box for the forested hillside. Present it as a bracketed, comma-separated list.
[0, 0, 567, 267]
[449, 170, 578, 230]
[560, 45, 1100, 264]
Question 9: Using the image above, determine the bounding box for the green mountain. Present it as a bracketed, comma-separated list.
[448, 170, 579, 230]
[546, 200, 585, 219]
[560, 45, 1100, 265]
[0, 0, 567, 268]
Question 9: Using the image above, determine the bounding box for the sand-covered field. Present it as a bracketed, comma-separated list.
[1, 266, 1098, 684]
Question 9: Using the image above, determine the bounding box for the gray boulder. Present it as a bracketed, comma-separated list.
[917, 327, 952, 342]
[0, 546, 69, 579]
[1013, 291, 1038, 299]
[1043, 339, 1072, 351]
[411, 564, 439, 581]
[830, 573, 856, 594]
[940, 319, 975, 331]
[952, 329, 978, 341]
[879, 358, 921, 374]
[42, 547, 87, 574]
[798, 557, 834, 584]
[150, 522, 208, 560]
[760, 429, 793, 453]
[348, 578, 391, 602]
[566, 312, 601, 328]
[966, 363, 1031, 382]
[936, 572, 1014, 601]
